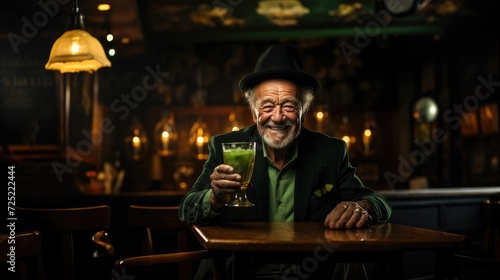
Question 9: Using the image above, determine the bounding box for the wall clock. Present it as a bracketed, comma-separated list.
[381, 0, 418, 16]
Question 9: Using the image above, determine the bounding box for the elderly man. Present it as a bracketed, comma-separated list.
[179, 44, 391, 279]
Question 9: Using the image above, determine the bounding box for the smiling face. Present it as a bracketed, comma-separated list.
[252, 79, 302, 149]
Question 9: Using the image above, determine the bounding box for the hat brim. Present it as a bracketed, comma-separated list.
[239, 68, 321, 95]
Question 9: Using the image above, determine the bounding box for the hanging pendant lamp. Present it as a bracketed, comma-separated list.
[45, 0, 111, 73]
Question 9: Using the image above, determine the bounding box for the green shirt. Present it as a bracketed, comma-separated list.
[264, 142, 298, 222]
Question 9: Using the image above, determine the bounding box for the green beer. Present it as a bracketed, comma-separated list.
[223, 148, 255, 190]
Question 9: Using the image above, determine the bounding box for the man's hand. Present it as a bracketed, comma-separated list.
[209, 164, 242, 211]
[324, 200, 373, 229]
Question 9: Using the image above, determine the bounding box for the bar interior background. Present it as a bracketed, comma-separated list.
[1, 1, 499, 278]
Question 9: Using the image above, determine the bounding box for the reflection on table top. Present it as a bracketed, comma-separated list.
[191, 222, 470, 252]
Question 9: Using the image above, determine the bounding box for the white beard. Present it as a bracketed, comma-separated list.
[262, 131, 296, 149]
[260, 118, 301, 149]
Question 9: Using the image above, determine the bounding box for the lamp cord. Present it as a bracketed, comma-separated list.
[73, 0, 79, 13]
[68, 0, 85, 30]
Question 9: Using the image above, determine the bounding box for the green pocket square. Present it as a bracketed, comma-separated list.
[313, 183, 334, 198]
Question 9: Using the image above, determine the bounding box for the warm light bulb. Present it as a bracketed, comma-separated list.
[363, 127, 373, 155]
[162, 131, 169, 139]
[98, 4, 111, 11]
[342, 136, 351, 143]
[364, 129, 372, 137]
[132, 136, 140, 144]
[316, 111, 324, 120]
[70, 42, 81, 54]
[196, 136, 204, 146]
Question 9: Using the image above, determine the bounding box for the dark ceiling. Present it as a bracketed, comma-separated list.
[1, 0, 498, 57]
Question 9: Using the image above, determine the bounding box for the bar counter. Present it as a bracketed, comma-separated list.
[378, 186, 500, 235]
[379, 186, 500, 279]
[379, 186, 500, 200]
[77, 186, 500, 202]
[377, 186, 500, 236]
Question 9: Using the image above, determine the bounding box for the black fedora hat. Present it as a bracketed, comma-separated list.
[239, 44, 320, 95]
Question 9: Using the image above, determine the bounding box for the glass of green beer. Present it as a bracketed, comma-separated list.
[222, 142, 256, 207]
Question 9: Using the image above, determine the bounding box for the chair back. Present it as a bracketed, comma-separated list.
[1, 230, 44, 280]
[16, 205, 112, 280]
[483, 200, 500, 259]
[126, 205, 200, 279]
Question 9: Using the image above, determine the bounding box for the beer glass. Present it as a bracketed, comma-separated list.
[222, 142, 256, 207]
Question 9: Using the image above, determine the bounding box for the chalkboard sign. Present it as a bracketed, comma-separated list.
[0, 41, 58, 147]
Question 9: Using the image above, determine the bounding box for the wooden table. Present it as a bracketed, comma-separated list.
[191, 222, 469, 280]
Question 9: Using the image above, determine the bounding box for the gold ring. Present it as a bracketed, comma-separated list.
[362, 211, 373, 223]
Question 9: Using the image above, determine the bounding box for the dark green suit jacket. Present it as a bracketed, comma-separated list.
[179, 124, 391, 225]
[178, 125, 392, 279]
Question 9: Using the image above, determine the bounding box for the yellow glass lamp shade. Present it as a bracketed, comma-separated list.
[45, 29, 111, 73]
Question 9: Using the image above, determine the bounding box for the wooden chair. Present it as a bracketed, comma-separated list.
[1, 230, 44, 280]
[455, 200, 500, 279]
[16, 205, 113, 280]
[115, 205, 212, 280]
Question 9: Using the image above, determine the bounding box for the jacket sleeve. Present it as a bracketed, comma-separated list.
[335, 141, 392, 223]
[178, 136, 222, 225]
[360, 193, 392, 223]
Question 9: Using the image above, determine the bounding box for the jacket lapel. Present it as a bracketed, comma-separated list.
[294, 130, 318, 221]
[252, 147, 270, 221]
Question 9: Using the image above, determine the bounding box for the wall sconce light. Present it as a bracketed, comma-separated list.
[337, 116, 356, 152]
[313, 105, 329, 133]
[124, 118, 148, 161]
[45, 0, 111, 73]
[189, 118, 210, 160]
[154, 112, 178, 157]
[362, 118, 378, 156]
[227, 111, 241, 132]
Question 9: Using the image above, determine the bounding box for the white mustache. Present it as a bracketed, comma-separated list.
[267, 120, 292, 128]
[256, 112, 301, 127]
